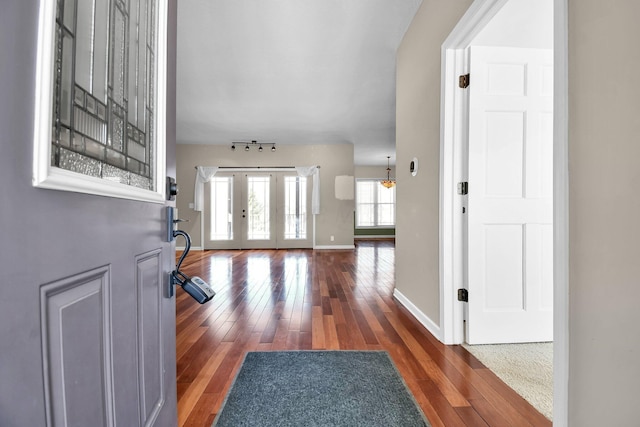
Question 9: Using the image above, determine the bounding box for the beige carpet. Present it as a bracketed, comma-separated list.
[462, 342, 553, 420]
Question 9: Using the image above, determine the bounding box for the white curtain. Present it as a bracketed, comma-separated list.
[295, 165, 320, 215]
[193, 166, 219, 212]
[193, 165, 319, 214]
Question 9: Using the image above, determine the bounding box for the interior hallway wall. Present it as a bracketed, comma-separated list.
[395, 0, 474, 328]
[567, 1, 640, 424]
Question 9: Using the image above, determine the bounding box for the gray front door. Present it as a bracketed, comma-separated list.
[0, 1, 178, 426]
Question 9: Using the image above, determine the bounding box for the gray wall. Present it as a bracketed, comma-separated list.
[354, 165, 395, 179]
[395, 0, 473, 326]
[176, 143, 355, 247]
[567, 1, 640, 424]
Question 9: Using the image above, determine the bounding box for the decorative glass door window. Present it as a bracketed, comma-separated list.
[34, 0, 168, 202]
[247, 176, 271, 240]
[52, 0, 157, 189]
[283, 176, 307, 240]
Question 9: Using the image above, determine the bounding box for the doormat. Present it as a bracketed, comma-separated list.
[212, 351, 430, 427]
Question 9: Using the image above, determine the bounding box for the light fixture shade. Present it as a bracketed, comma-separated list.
[380, 156, 396, 188]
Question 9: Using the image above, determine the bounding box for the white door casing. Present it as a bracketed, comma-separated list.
[466, 46, 553, 344]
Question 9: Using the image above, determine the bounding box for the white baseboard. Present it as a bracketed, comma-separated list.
[393, 288, 443, 342]
[313, 245, 356, 250]
[177, 245, 354, 251]
[176, 246, 203, 251]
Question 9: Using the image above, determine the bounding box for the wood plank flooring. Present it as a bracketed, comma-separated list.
[175, 240, 551, 427]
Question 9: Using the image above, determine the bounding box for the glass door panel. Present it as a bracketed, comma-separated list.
[277, 173, 312, 249]
[284, 176, 306, 239]
[241, 174, 276, 248]
[246, 176, 271, 240]
[210, 177, 233, 240]
[204, 173, 241, 249]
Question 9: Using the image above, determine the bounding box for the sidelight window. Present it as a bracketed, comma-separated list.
[209, 177, 233, 240]
[283, 176, 307, 240]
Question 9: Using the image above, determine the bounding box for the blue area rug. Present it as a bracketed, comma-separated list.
[212, 351, 430, 427]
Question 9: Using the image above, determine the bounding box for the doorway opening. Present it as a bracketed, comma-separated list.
[203, 171, 313, 250]
[440, 0, 566, 423]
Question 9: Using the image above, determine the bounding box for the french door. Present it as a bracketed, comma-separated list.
[204, 171, 312, 249]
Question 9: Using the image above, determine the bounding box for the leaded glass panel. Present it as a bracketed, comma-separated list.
[129, 174, 151, 191]
[62, 0, 76, 31]
[59, 148, 102, 177]
[60, 33, 73, 126]
[112, 6, 127, 105]
[94, 0, 110, 103]
[50, 0, 158, 190]
[74, 0, 94, 92]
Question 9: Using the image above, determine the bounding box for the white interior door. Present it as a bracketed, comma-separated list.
[204, 171, 312, 249]
[466, 46, 554, 344]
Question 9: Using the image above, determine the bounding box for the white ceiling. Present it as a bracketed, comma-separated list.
[176, 0, 422, 165]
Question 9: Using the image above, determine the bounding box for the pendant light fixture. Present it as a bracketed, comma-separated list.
[380, 156, 396, 188]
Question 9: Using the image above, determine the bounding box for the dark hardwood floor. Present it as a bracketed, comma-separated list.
[175, 240, 551, 427]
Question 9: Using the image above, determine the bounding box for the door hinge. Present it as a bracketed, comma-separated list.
[458, 288, 469, 302]
[459, 73, 470, 89]
[457, 181, 468, 195]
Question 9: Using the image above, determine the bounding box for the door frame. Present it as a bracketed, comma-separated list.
[439, 0, 568, 424]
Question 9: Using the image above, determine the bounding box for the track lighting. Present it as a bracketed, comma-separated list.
[230, 140, 276, 153]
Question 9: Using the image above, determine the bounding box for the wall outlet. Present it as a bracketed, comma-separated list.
[188, 202, 194, 209]
[330, 235, 335, 242]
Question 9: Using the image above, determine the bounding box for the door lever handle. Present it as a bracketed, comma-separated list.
[167, 207, 188, 242]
